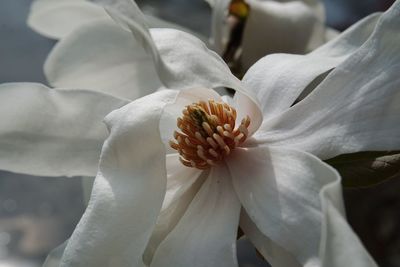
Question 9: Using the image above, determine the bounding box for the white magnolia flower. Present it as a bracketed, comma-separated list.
[27, 0, 337, 95]
[0, 1, 391, 266]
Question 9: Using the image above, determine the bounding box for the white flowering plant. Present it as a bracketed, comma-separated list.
[0, 0, 399, 266]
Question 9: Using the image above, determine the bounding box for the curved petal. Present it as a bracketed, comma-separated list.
[45, 20, 161, 100]
[143, 154, 205, 264]
[256, 2, 400, 159]
[227, 146, 376, 266]
[241, 0, 326, 70]
[28, 1, 109, 39]
[60, 90, 178, 266]
[150, 164, 241, 267]
[98, 0, 261, 109]
[240, 211, 301, 267]
[242, 12, 380, 121]
[0, 82, 128, 177]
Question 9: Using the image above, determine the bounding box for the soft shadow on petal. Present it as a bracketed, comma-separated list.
[242, 12, 380, 121]
[150, 164, 241, 267]
[257, 2, 400, 159]
[45, 20, 161, 100]
[0, 82, 128, 177]
[144, 154, 206, 264]
[28, 0, 109, 39]
[227, 146, 376, 266]
[60, 90, 177, 267]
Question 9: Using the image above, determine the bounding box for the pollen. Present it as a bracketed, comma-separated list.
[169, 100, 250, 170]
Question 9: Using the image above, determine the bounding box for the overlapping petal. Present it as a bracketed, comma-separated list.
[45, 20, 161, 100]
[0, 83, 128, 177]
[242, 12, 380, 120]
[90, 0, 264, 137]
[60, 90, 178, 266]
[28, 0, 109, 39]
[227, 146, 374, 266]
[256, 2, 400, 159]
[150, 164, 241, 267]
[143, 154, 205, 264]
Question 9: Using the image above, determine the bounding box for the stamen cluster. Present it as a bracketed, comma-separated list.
[170, 100, 250, 169]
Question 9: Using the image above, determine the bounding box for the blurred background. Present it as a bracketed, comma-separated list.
[0, 0, 398, 266]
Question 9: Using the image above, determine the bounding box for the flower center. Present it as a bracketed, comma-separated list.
[169, 100, 250, 169]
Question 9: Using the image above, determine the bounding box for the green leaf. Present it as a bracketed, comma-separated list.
[325, 151, 400, 188]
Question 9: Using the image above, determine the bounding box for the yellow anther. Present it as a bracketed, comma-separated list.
[170, 99, 251, 169]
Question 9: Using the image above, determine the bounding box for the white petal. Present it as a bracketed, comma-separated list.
[257, 2, 400, 159]
[242, 12, 380, 121]
[28, 1, 109, 39]
[149, 28, 244, 91]
[60, 90, 178, 266]
[0, 82, 127, 177]
[227, 146, 376, 266]
[162, 154, 205, 210]
[150, 164, 241, 267]
[241, 0, 326, 70]
[45, 20, 161, 100]
[144, 154, 205, 264]
[240, 211, 301, 267]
